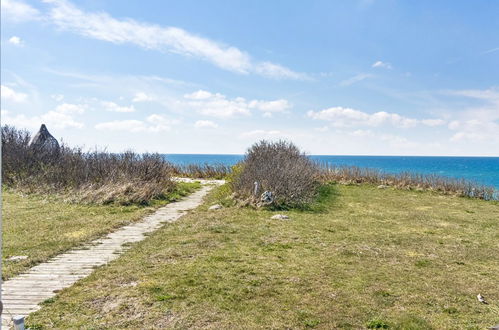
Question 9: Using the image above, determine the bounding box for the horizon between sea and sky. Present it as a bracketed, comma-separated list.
[1, 0, 499, 157]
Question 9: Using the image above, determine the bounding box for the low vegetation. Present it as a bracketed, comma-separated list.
[171, 163, 231, 180]
[26, 184, 499, 329]
[320, 165, 497, 201]
[2, 125, 175, 205]
[1, 182, 200, 279]
[232, 140, 320, 208]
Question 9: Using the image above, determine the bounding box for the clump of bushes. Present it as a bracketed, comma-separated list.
[171, 163, 231, 180]
[232, 140, 319, 208]
[1, 125, 175, 205]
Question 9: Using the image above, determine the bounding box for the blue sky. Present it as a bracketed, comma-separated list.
[1, 0, 498, 155]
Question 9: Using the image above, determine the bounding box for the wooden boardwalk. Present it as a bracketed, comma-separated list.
[1, 181, 221, 328]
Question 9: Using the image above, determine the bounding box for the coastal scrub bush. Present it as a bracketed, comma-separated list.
[171, 163, 231, 179]
[232, 140, 319, 208]
[1, 125, 175, 205]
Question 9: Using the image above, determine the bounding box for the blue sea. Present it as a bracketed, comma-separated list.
[163, 154, 499, 189]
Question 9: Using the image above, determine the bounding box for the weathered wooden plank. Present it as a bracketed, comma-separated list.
[1, 183, 219, 324]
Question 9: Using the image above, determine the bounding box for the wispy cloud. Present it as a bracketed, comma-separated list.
[239, 129, 283, 139]
[372, 60, 392, 69]
[95, 114, 177, 133]
[482, 47, 499, 55]
[40, 0, 306, 79]
[194, 120, 218, 129]
[339, 73, 372, 86]
[132, 92, 154, 102]
[1, 106, 84, 129]
[1, 0, 40, 22]
[8, 36, 24, 45]
[1, 85, 28, 102]
[101, 101, 135, 113]
[307, 106, 445, 128]
[445, 87, 499, 143]
[184, 90, 292, 118]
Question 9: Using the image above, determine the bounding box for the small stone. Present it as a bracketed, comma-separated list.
[377, 185, 389, 189]
[7, 255, 28, 262]
[271, 214, 290, 220]
[209, 204, 223, 210]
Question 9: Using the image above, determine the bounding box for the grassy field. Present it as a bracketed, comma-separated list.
[26, 184, 499, 329]
[2, 182, 200, 280]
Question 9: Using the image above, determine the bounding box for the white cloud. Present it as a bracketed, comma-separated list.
[446, 87, 499, 105]
[255, 62, 310, 80]
[448, 119, 499, 143]
[1, 108, 83, 129]
[101, 101, 135, 113]
[185, 90, 212, 100]
[95, 120, 145, 132]
[41, 110, 84, 128]
[482, 47, 499, 55]
[307, 106, 444, 128]
[55, 103, 86, 114]
[184, 90, 291, 119]
[421, 119, 445, 126]
[248, 99, 291, 113]
[42, 0, 304, 79]
[239, 129, 282, 139]
[194, 120, 218, 129]
[8, 36, 23, 45]
[1, 85, 28, 102]
[132, 92, 154, 102]
[315, 126, 329, 132]
[95, 114, 176, 133]
[372, 61, 392, 69]
[1, 0, 40, 22]
[146, 114, 177, 132]
[51, 94, 64, 101]
[339, 73, 372, 86]
[444, 87, 499, 143]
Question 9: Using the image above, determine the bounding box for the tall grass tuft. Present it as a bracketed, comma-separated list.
[1, 125, 175, 205]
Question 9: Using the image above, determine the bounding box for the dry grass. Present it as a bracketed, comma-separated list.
[2, 125, 175, 205]
[319, 165, 497, 200]
[1, 182, 200, 280]
[26, 184, 499, 329]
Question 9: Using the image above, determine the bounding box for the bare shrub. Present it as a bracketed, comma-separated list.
[171, 163, 231, 179]
[1, 125, 175, 204]
[232, 140, 319, 207]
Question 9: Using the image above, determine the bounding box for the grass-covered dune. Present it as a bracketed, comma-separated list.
[26, 184, 499, 329]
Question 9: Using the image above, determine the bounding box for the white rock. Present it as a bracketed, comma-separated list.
[7, 255, 28, 261]
[271, 214, 290, 220]
[209, 204, 223, 210]
[477, 293, 488, 304]
[377, 184, 389, 189]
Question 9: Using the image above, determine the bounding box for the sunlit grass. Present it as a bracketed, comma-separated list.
[26, 184, 499, 329]
[2, 182, 200, 280]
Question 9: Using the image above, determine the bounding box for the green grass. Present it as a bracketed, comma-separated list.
[26, 184, 499, 329]
[2, 181, 200, 280]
